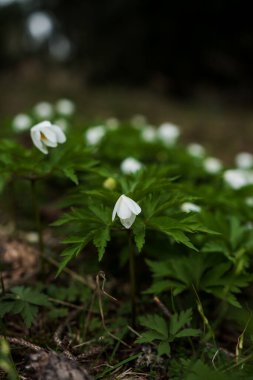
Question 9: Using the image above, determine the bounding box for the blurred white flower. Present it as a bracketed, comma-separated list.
[203, 157, 222, 174]
[54, 118, 69, 132]
[223, 169, 253, 189]
[30, 120, 66, 154]
[106, 117, 119, 131]
[181, 202, 201, 213]
[157, 122, 180, 145]
[246, 197, 253, 207]
[235, 152, 253, 169]
[33, 102, 54, 119]
[85, 125, 106, 145]
[131, 114, 147, 129]
[120, 157, 143, 174]
[12, 113, 32, 132]
[112, 194, 141, 229]
[187, 143, 205, 158]
[141, 125, 157, 143]
[55, 99, 75, 116]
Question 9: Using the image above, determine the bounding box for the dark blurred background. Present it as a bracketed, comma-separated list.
[1, 0, 253, 157]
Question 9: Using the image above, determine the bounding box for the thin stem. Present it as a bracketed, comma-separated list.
[30, 179, 44, 259]
[0, 272, 5, 295]
[8, 179, 17, 233]
[128, 230, 136, 327]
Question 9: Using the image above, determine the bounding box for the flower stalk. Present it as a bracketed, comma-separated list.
[30, 179, 44, 260]
[128, 230, 136, 327]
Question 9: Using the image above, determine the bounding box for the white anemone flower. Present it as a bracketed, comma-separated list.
[55, 99, 75, 116]
[187, 143, 205, 158]
[246, 197, 253, 207]
[223, 169, 253, 189]
[12, 113, 32, 132]
[85, 125, 106, 145]
[203, 157, 222, 174]
[112, 194, 141, 229]
[141, 125, 157, 143]
[235, 152, 253, 169]
[157, 122, 180, 146]
[120, 157, 143, 174]
[181, 202, 201, 213]
[30, 120, 66, 154]
[131, 114, 147, 129]
[33, 102, 54, 119]
[106, 117, 119, 131]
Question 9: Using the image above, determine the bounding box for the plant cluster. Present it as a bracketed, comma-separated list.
[1, 104, 253, 378]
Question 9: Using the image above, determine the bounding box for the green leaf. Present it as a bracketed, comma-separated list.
[139, 314, 168, 337]
[20, 304, 38, 328]
[157, 341, 171, 356]
[136, 331, 165, 344]
[93, 228, 110, 261]
[63, 167, 79, 185]
[170, 309, 192, 335]
[175, 328, 201, 338]
[132, 219, 146, 252]
[11, 286, 50, 306]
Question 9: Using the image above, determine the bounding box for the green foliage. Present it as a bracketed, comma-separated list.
[136, 308, 200, 356]
[0, 286, 51, 327]
[0, 339, 19, 380]
[146, 251, 252, 307]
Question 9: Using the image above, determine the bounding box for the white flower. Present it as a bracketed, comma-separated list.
[85, 125, 106, 145]
[112, 194, 141, 229]
[187, 143, 205, 158]
[203, 157, 222, 174]
[30, 120, 66, 154]
[55, 99, 75, 116]
[12, 113, 32, 132]
[120, 157, 143, 174]
[235, 152, 253, 169]
[223, 169, 253, 189]
[181, 202, 201, 213]
[106, 117, 119, 131]
[141, 126, 157, 143]
[157, 122, 180, 145]
[246, 197, 253, 207]
[131, 114, 147, 129]
[33, 102, 54, 119]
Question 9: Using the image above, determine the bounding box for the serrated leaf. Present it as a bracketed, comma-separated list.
[20, 304, 38, 328]
[63, 167, 79, 184]
[132, 219, 146, 252]
[175, 328, 201, 338]
[11, 286, 50, 306]
[93, 228, 110, 261]
[170, 309, 192, 335]
[136, 331, 165, 344]
[139, 314, 168, 337]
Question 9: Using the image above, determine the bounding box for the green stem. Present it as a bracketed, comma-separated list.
[30, 179, 44, 260]
[128, 230, 136, 327]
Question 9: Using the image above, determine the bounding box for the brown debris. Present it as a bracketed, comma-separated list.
[0, 238, 39, 289]
[27, 351, 94, 380]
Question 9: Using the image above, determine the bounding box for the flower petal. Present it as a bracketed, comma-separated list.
[30, 129, 48, 154]
[112, 196, 121, 221]
[116, 197, 132, 219]
[121, 195, 141, 215]
[41, 126, 58, 144]
[120, 214, 136, 229]
[51, 124, 67, 143]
